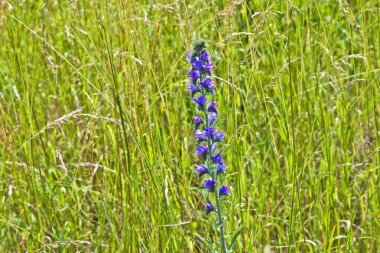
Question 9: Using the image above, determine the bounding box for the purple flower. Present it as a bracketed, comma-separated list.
[219, 185, 230, 195]
[212, 153, 224, 164]
[188, 71, 199, 80]
[196, 144, 208, 156]
[208, 112, 218, 124]
[204, 127, 215, 139]
[217, 164, 227, 174]
[208, 101, 217, 112]
[193, 96, 206, 107]
[192, 61, 204, 70]
[188, 83, 200, 97]
[195, 164, 209, 176]
[212, 143, 217, 154]
[204, 178, 216, 190]
[194, 129, 207, 141]
[200, 78, 215, 93]
[194, 116, 203, 130]
[186, 53, 197, 63]
[200, 78, 212, 88]
[187, 42, 232, 219]
[186, 52, 192, 62]
[205, 202, 214, 214]
[205, 62, 213, 73]
[200, 51, 210, 61]
[194, 116, 203, 124]
[214, 130, 225, 142]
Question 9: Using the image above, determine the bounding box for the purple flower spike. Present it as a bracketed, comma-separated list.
[219, 185, 230, 195]
[187, 42, 232, 225]
[214, 130, 225, 142]
[204, 127, 215, 139]
[196, 144, 208, 156]
[204, 178, 216, 190]
[193, 96, 206, 107]
[188, 71, 199, 80]
[212, 153, 224, 164]
[192, 61, 204, 70]
[208, 101, 217, 112]
[205, 202, 214, 214]
[200, 51, 210, 61]
[217, 164, 227, 174]
[195, 164, 209, 176]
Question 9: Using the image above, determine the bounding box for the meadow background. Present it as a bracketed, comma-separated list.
[1, 0, 380, 252]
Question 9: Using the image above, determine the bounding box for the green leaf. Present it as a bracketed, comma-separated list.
[196, 234, 218, 252]
[228, 226, 243, 252]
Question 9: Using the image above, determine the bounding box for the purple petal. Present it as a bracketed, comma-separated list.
[200, 51, 210, 61]
[216, 164, 227, 174]
[214, 130, 225, 142]
[208, 112, 218, 124]
[204, 127, 215, 139]
[204, 178, 216, 189]
[196, 144, 208, 156]
[205, 62, 213, 73]
[219, 185, 230, 195]
[193, 96, 206, 106]
[188, 71, 199, 80]
[205, 202, 214, 214]
[208, 101, 217, 112]
[194, 116, 203, 124]
[194, 129, 207, 141]
[195, 164, 209, 176]
[192, 61, 204, 70]
[212, 153, 224, 164]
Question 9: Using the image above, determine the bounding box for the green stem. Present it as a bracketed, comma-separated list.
[215, 189, 228, 253]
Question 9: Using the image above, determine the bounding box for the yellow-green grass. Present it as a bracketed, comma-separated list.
[0, 0, 379, 252]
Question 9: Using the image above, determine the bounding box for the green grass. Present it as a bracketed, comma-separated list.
[1, 0, 379, 252]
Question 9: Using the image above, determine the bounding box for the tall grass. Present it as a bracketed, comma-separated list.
[0, 0, 379, 252]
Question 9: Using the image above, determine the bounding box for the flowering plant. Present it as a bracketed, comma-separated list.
[187, 40, 240, 252]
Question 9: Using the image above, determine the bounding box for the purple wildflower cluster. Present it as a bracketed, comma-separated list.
[187, 41, 229, 215]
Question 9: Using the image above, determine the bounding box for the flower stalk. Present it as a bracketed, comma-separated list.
[187, 40, 229, 253]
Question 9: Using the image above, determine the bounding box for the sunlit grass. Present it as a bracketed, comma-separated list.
[0, 0, 379, 252]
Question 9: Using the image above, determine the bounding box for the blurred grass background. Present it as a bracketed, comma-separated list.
[1, 0, 379, 252]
